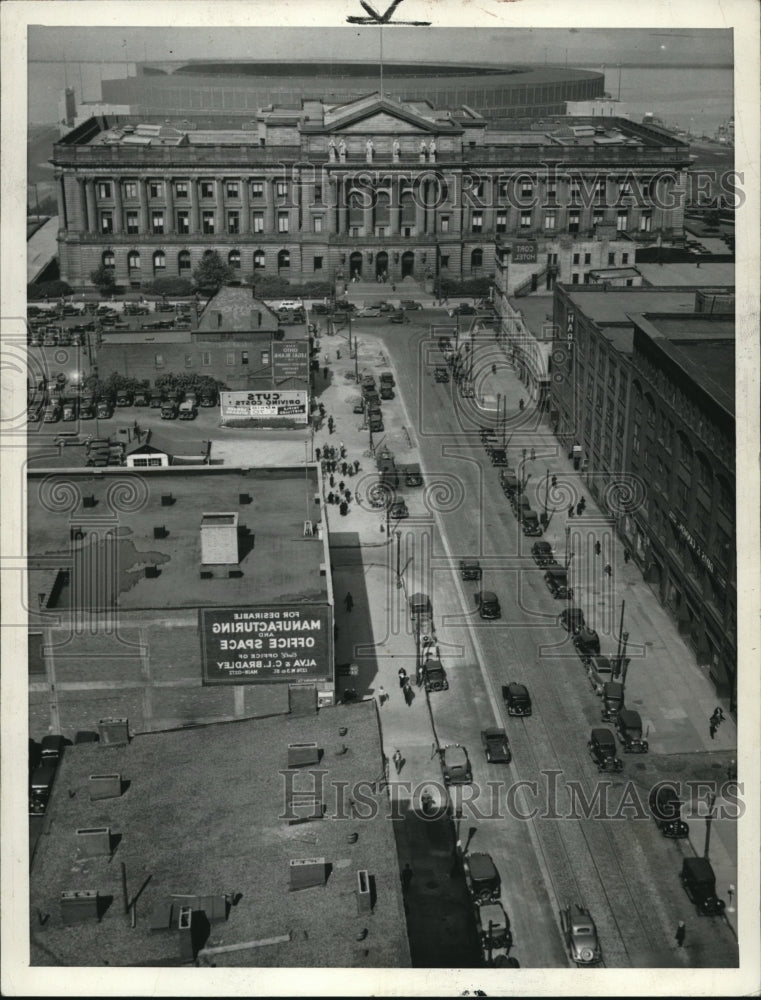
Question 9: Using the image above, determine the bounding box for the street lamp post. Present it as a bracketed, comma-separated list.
[564, 524, 571, 570]
[354, 340, 359, 384]
[395, 530, 402, 588]
[542, 468, 550, 527]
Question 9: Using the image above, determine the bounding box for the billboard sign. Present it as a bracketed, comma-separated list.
[200, 604, 332, 685]
[272, 341, 309, 382]
[512, 240, 537, 264]
[220, 390, 308, 422]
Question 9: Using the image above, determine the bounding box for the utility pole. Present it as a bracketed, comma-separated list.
[615, 600, 626, 668]
[564, 524, 572, 570]
[542, 468, 550, 528]
[703, 792, 717, 860]
[395, 530, 402, 588]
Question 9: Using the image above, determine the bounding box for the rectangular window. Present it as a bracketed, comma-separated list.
[154, 353, 164, 368]
[569, 178, 581, 201]
[497, 212, 508, 232]
[520, 211, 532, 229]
[440, 254, 449, 268]
[202, 352, 211, 367]
[584, 252, 591, 265]
[640, 213, 652, 232]
[184, 354, 193, 368]
[353, 227, 361, 237]
[621, 252, 629, 264]
[123, 181, 137, 199]
[176, 210, 190, 234]
[571, 273, 579, 284]
[202, 211, 215, 234]
[521, 180, 533, 198]
[583, 272, 590, 284]
[313, 216, 323, 233]
[251, 181, 264, 197]
[278, 212, 289, 233]
[226, 352, 236, 367]
[175, 181, 188, 198]
[241, 351, 249, 365]
[441, 216, 450, 233]
[226, 180, 239, 199]
[199, 180, 213, 199]
[253, 212, 264, 233]
[377, 227, 386, 236]
[261, 351, 270, 366]
[547, 181, 557, 200]
[568, 210, 580, 234]
[276, 180, 288, 197]
[97, 181, 112, 200]
[314, 185, 323, 204]
[151, 211, 164, 235]
[543, 211, 555, 230]
[100, 211, 113, 235]
[595, 179, 606, 202]
[314, 255, 323, 271]
[573, 252, 580, 265]
[617, 210, 628, 231]
[227, 211, 240, 234]
[148, 180, 163, 199]
[133, 457, 163, 468]
[608, 252, 615, 266]
[471, 212, 483, 233]
[592, 209, 604, 227]
[126, 211, 139, 235]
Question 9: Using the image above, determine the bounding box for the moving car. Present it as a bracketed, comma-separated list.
[531, 541, 557, 567]
[680, 857, 726, 916]
[356, 306, 382, 318]
[560, 904, 601, 966]
[464, 852, 501, 903]
[572, 627, 601, 662]
[408, 592, 432, 617]
[440, 744, 472, 785]
[400, 299, 423, 310]
[388, 499, 409, 519]
[460, 559, 482, 581]
[588, 728, 623, 772]
[403, 463, 423, 487]
[649, 785, 689, 838]
[616, 708, 649, 753]
[389, 309, 409, 324]
[502, 682, 532, 717]
[544, 567, 572, 599]
[600, 681, 625, 722]
[277, 298, 303, 311]
[521, 510, 543, 536]
[480, 728, 511, 764]
[448, 302, 475, 317]
[475, 590, 501, 620]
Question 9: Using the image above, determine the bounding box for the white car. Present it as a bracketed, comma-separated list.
[277, 299, 303, 311]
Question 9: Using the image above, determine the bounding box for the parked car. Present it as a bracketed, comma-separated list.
[356, 306, 382, 318]
[448, 302, 475, 317]
[438, 336, 453, 352]
[460, 559, 482, 580]
[41, 734, 65, 763]
[29, 764, 57, 815]
[149, 391, 163, 408]
[422, 659, 448, 692]
[43, 401, 61, 423]
[502, 682, 532, 717]
[521, 510, 543, 536]
[616, 708, 649, 753]
[96, 398, 114, 419]
[388, 499, 409, 519]
[161, 400, 179, 419]
[403, 463, 423, 487]
[116, 387, 133, 407]
[572, 627, 601, 662]
[475, 590, 501, 620]
[379, 384, 394, 400]
[334, 300, 357, 313]
[544, 567, 573, 599]
[133, 386, 149, 407]
[600, 681, 625, 722]
[649, 784, 689, 838]
[379, 371, 395, 388]
[588, 728, 623, 772]
[311, 302, 330, 315]
[464, 852, 501, 902]
[476, 902, 512, 954]
[199, 387, 218, 407]
[560, 904, 601, 966]
[368, 412, 384, 432]
[531, 541, 557, 567]
[277, 298, 303, 311]
[480, 728, 511, 764]
[389, 309, 409, 324]
[440, 744, 472, 785]
[586, 655, 617, 694]
[61, 398, 78, 421]
[400, 299, 423, 310]
[680, 857, 726, 916]
[179, 398, 197, 420]
[490, 447, 508, 467]
[500, 470, 519, 496]
[408, 592, 432, 617]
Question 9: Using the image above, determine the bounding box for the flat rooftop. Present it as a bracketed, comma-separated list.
[27, 466, 327, 612]
[637, 261, 735, 287]
[507, 296, 554, 338]
[30, 702, 410, 968]
[561, 285, 731, 327]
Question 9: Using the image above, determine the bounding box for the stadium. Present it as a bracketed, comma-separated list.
[101, 61, 605, 119]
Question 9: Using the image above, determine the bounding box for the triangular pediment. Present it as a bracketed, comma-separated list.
[320, 93, 459, 135]
[336, 111, 427, 134]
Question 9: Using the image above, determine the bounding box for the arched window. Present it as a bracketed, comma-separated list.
[348, 188, 365, 229]
[277, 249, 290, 273]
[677, 432, 693, 477]
[696, 451, 713, 491]
[178, 250, 191, 273]
[127, 251, 140, 272]
[153, 250, 166, 274]
[471, 248, 483, 270]
[228, 249, 241, 270]
[253, 249, 265, 270]
[102, 250, 115, 270]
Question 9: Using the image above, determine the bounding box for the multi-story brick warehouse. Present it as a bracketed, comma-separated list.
[51, 93, 692, 290]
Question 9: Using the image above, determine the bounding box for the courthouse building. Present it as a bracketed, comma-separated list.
[51, 93, 692, 291]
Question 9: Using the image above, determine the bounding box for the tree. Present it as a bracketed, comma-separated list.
[193, 251, 234, 292]
[90, 264, 116, 293]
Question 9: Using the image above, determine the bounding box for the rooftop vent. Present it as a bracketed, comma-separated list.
[200, 512, 239, 566]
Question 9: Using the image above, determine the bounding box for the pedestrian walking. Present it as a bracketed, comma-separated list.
[712, 706, 725, 725]
[378, 685, 388, 707]
[594, 540, 602, 556]
[344, 489, 352, 502]
[327, 491, 335, 504]
[341, 461, 348, 476]
[551, 474, 558, 487]
[318, 402, 326, 418]
[336, 348, 341, 360]
[315, 447, 321, 462]
[623, 548, 631, 563]
[604, 563, 612, 577]
[324, 352, 329, 366]
[323, 365, 328, 379]
[393, 749, 403, 774]
[519, 398, 525, 410]
[339, 480, 345, 493]
[329, 474, 335, 487]
[576, 501, 584, 516]
[530, 447, 536, 460]
[709, 718, 717, 740]
[404, 680, 413, 706]
[675, 921, 686, 947]
[568, 504, 575, 517]
[398, 667, 408, 688]
[339, 500, 348, 516]
[401, 863, 413, 892]
[344, 592, 354, 612]
[328, 416, 335, 434]
[354, 459, 360, 474]
[340, 443, 347, 458]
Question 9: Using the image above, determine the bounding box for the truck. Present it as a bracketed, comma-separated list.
[79, 392, 96, 419]
[133, 384, 150, 407]
[61, 397, 78, 422]
[476, 902, 513, 961]
[161, 400, 179, 419]
[178, 397, 197, 420]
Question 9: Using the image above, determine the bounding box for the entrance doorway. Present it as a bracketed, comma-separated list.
[349, 251, 363, 280]
[401, 250, 414, 278]
[375, 251, 388, 280]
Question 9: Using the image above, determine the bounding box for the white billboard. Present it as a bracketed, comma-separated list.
[220, 390, 308, 423]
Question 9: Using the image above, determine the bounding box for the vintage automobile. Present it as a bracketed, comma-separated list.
[475, 590, 501, 620]
[460, 381, 475, 397]
[199, 386, 218, 407]
[403, 463, 423, 487]
[476, 902, 512, 955]
[464, 852, 501, 903]
[460, 559, 482, 581]
[422, 659, 448, 692]
[572, 626, 601, 663]
[448, 302, 476, 317]
[379, 371, 395, 389]
[389, 309, 409, 324]
[400, 299, 423, 310]
[500, 470, 519, 497]
[388, 499, 409, 519]
[361, 374, 377, 390]
[149, 391, 163, 408]
[356, 306, 382, 318]
[531, 541, 557, 567]
[502, 682, 532, 717]
[61, 398, 77, 422]
[680, 857, 726, 916]
[379, 384, 394, 400]
[544, 567, 573, 599]
[616, 708, 649, 753]
[521, 510, 544, 537]
[440, 744, 472, 785]
[408, 592, 432, 617]
[588, 728, 623, 772]
[480, 727, 511, 764]
[161, 400, 179, 420]
[438, 336, 453, 353]
[490, 447, 508, 467]
[434, 366, 450, 383]
[368, 412, 384, 432]
[559, 606, 585, 634]
[116, 387, 133, 407]
[600, 681, 625, 722]
[586, 655, 617, 694]
[133, 385, 150, 407]
[560, 904, 602, 966]
[649, 784, 689, 838]
[43, 401, 61, 423]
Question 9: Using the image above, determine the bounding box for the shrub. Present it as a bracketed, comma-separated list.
[27, 279, 73, 300]
[90, 264, 117, 293]
[145, 276, 194, 297]
[193, 251, 234, 292]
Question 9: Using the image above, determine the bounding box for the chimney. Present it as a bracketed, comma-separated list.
[200, 512, 239, 566]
